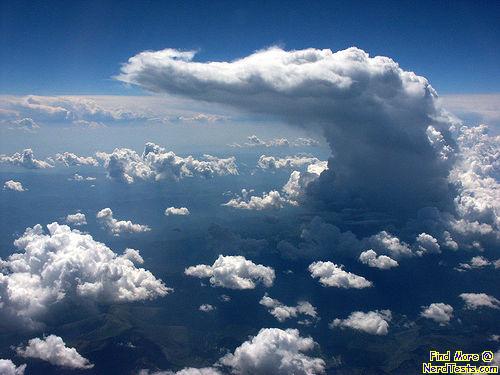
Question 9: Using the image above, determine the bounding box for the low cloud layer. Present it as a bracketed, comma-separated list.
[185, 255, 275, 289]
[0, 149, 52, 169]
[16, 335, 93, 369]
[330, 310, 392, 335]
[0, 223, 170, 328]
[96, 143, 238, 184]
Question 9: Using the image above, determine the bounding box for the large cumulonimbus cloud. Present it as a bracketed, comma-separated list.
[96, 142, 238, 184]
[116, 46, 457, 212]
[0, 223, 171, 329]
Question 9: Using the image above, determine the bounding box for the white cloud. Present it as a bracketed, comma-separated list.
[449, 125, 500, 238]
[53, 152, 98, 167]
[139, 329, 325, 375]
[0, 360, 26, 375]
[16, 335, 93, 369]
[65, 213, 87, 226]
[3, 180, 26, 192]
[0, 149, 52, 169]
[459, 293, 500, 310]
[199, 304, 215, 312]
[96, 142, 238, 184]
[219, 328, 325, 374]
[330, 310, 392, 335]
[165, 207, 190, 216]
[259, 294, 318, 322]
[97, 208, 151, 236]
[0, 223, 170, 328]
[415, 233, 441, 255]
[308, 261, 372, 289]
[185, 255, 275, 289]
[230, 135, 320, 148]
[223, 189, 289, 210]
[359, 250, 398, 270]
[367, 231, 414, 259]
[178, 113, 227, 123]
[257, 155, 324, 170]
[420, 303, 454, 325]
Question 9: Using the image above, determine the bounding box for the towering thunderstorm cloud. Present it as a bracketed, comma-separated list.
[116, 46, 457, 213]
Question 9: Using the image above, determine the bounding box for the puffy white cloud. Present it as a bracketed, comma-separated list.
[53, 152, 98, 167]
[459, 293, 500, 310]
[3, 180, 26, 192]
[65, 212, 87, 226]
[223, 189, 289, 210]
[308, 261, 372, 289]
[420, 303, 454, 325]
[0, 360, 26, 375]
[140, 329, 325, 375]
[0, 223, 170, 328]
[359, 250, 398, 270]
[415, 233, 441, 255]
[219, 328, 325, 374]
[165, 207, 190, 216]
[199, 304, 215, 312]
[259, 294, 318, 322]
[257, 155, 324, 171]
[97, 208, 151, 236]
[367, 231, 414, 259]
[449, 125, 500, 238]
[96, 142, 238, 184]
[185, 255, 275, 289]
[330, 310, 392, 335]
[282, 160, 328, 202]
[116, 46, 456, 212]
[0, 149, 52, 169]
[456, 255, 494, 271]
[16, 335, 93, 369]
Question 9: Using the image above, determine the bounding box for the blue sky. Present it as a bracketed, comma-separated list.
[1, 0, 499, 95]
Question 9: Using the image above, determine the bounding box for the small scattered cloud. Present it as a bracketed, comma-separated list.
[459, 293, 500, 310]
[3, 180, 26, 192]
[97, 208, 151, 236]
[259, 294, 318, 323]
[308, 261, 372, 289]
[185, 255, 275, 289]
[165, 207, 190, 216]
[199, 304, 216, 312]
[330, 310, 392, 335]
[420, 303, 454, 325]
[359, 250, 398, 270]
[65, 212, 87, 226]
[0, 359, 26, 375]
[0, 149, 52, 169]
[16, 335, 93, 369]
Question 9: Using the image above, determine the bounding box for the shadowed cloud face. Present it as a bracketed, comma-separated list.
[117, 47, 456, 214]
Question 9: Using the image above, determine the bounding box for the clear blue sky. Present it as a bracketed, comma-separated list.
[1, 0, 499, 95]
